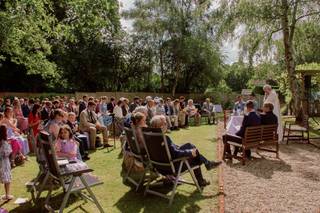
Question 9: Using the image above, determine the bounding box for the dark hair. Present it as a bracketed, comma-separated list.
[117, 100, 122, 106]
[0, 125, 7, 141]
[58, 125, 73, 139]
[88, 101, 96, 107]
[32, 103, 41, 116]
[250, 92, 255, 97]
[83, 95, 87, 99]
[134, 96, 140, 101]
[110, 97, 115, 101]
[4, 107, 12, 117]
[246, 100, 254, 109]
[263, 102, 274, 111]
[50, 109, 64, 120]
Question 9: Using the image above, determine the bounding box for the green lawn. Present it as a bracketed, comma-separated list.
[4, 125, 219, 213]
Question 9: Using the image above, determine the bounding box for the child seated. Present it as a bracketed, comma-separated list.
[55, 125, 80, 161]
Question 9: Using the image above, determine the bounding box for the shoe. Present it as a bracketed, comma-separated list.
[1, 195, 14, 201]
[104, 144, 113, 148]
[198, 179, 210, 187]
[82, 155, 90, 161]
[205, 161, 222, 171]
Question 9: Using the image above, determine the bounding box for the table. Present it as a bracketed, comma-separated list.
[226, 115, 244, 135]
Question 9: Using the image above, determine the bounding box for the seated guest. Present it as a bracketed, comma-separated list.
[146, 99, 156, 125]
[150, 115, 221, 187]
[223, 101, 261, 158]
[28, 103, 41, 138]
[164, 98, 179, 130]
[131, 112, 148, 150]
[129, 97, 141, 113]
[67, 112, 90, 160]
[21, 98, 30, 118]
[185, 99, 201, 126]
[248, 93, 259, 111]
[45, 109, 65, 140]
[79, 101, 111, 149]
[233, 95, 245, 115]
[202, 98, 215, 125]
[55, 125, 80, 161]
[107, 97, 116, 113]
[155, 98, 172, 132]
[12, 98, 28, 133]
[41, 101, 52, 125]
[98, 96, 113, 127]
[78, 95, 88, 116]
[122, 98, 129, 117]
[260, 103, 278, 125]
[114, 100, 125, 135]
[66, 98, 77, 113]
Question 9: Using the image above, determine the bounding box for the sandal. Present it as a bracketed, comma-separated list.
[1, 195, 14, 201]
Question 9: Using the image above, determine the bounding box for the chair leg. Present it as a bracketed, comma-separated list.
[169, 161, 183, 206]
[36, 172, 50, 200]
[79, 175, 105, 213]
[242, 149, 246, 165]
[276, 143, 279, 158]
[185, 161, 202, 193]
[136, 170, 146, 192]
[59, 176, 76, 213]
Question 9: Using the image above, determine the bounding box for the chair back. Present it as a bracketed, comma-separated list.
[124, 127, 141, 157]
[224, 110, 232, 129]
[262, 124, 277, 141]
[38, 131, 60, 177]
[142, 130, 175, 174]
[243, 126, 263, 147]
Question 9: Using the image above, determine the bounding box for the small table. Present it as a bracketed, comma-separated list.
[226, 115, 244, 135]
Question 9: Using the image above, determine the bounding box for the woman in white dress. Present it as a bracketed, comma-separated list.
[263, 84, 283, 142]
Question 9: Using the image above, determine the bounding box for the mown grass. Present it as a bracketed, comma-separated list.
[2, 125, 219, 213]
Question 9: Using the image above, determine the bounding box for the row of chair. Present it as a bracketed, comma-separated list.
[123, 127, 202, 206]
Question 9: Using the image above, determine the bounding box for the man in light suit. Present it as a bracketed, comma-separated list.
[202, 98, 215, 124]
[79, 101, 112, 149]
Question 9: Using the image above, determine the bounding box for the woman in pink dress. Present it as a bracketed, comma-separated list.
[12, 99, 28, 133]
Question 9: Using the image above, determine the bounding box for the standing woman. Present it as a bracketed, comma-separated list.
[263, 84, 283, 142]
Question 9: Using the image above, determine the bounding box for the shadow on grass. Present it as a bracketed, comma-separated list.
[114, 187, 218, 213]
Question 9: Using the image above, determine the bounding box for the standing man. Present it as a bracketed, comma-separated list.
[202, 98, 215, 125]
[263, 84, 283, 142]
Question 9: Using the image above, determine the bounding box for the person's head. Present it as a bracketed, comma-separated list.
[133, 106, 148, 117]
[83, 95, 88, 102]
[205, 98, 210, 103]
[236, 95, 243, 102]
[263, 102, 274, 113]
[12, 98, 20, 107]
[174, 99, 180, 106]
[0, 124, 7, 141]
[45, 101, 52, 108]
[246, 100, 254, 112]
[87, 101, 96, 111]
[58, 125, 73, 140]
[110, 97, 115, 103]
[19, 98, 24, 105]
[166, 97, 171, 104]
[134, 96, 140, 104]
[69, 98, 75, 105]
[263, 84, 272, 95]
[179, 96, 185, 102]
[50, 109, 65, 121]
[187, 99, 194, 106]
[52, 100, 59, 108]
[249, 92, 255, 100]
[32, 103, 41, 116]
[0, 98, 3, 105]
[101, 96, 108, 103]
[145, 96, 152, 102]
[68, 112, 76, 123]
[132, 112, 147, 127]
[28, 98, 34, 106]
[124, 98, 129, 105]
[116, 100, 123, 106]
[159, 98, 164, 105]
[147, 99, 154, 107]
[150, 115, 167, 132]
[4, 107, 13, 118]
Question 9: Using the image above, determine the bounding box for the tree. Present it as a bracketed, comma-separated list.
[217, 0, 320, 115]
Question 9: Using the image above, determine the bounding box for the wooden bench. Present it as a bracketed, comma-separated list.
[223, 124, 279, 165]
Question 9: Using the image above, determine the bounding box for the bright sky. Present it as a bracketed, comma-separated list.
[119, 0, 239, 64]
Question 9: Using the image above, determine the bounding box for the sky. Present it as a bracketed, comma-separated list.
[118, 0, 239, 64]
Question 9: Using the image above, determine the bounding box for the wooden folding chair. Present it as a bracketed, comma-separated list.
[283, 115, 310, 144]
[38, 131, 104, 213]
[142, 130, 202, 205]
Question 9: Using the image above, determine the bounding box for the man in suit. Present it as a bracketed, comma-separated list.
[107, 97, 116, 113]
[223, 101, 261, 158]
[41, 101, 52, 125]
[164, 97, 179, 130]
[261, 102, 278, 125]
[79, 101, 112, 149]
[78, 95, 88, 116]
[129, 96, 140, 113]
[150, 115, 221, 187]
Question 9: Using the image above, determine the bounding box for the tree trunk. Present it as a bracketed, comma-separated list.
[281, 0, 300, 115]
[159, 46, 165, 92]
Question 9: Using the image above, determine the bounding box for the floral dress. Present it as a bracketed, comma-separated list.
[0, 140, 12, 183]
